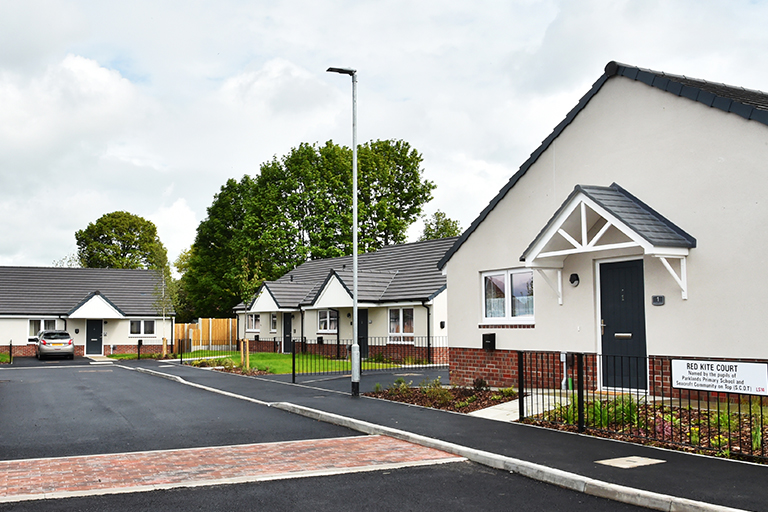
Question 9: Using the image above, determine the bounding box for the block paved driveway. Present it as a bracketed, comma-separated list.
[0, 360, 645, 511]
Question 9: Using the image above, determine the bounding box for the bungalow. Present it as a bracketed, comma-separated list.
[0, 266, 174, 357]
[235, 237, 456, 363]
[439, 61, 768, 390]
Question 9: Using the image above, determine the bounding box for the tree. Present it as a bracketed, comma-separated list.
[171, 247, 196, 323]
[184, 139, 435, 317]
[75, 211, 168, 270]
[183, 177, 264, 318]
[52, 253, 82, 267]
[418, 210, 462, 241]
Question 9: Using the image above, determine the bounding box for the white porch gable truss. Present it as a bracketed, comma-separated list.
[521, 183, 696, 301]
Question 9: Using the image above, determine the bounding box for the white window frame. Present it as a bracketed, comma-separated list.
[246, 313, 261, 332]
[317, 310, 338, 334]
[481, 268, 534, 325]
[29, 319, 57, 337]
[270, 313, 277, 333]
[129, 319, 157, 337]
[388, 307, 415, 343]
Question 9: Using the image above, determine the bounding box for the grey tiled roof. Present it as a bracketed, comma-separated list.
[0, 266, 169, 317]
[577, 184, 695, 248]
[245, 237, 457, 310]
[439, 60, 766, 269]
[520, 183, 696, 261]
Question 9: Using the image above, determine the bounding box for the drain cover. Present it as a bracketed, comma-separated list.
[595, 456, 666, 469]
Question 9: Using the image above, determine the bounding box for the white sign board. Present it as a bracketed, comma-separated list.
[672, 360, 768, 396]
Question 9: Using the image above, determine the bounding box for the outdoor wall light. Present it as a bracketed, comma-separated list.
[347, 312, 351, 318]
[569, 273, 580, 287]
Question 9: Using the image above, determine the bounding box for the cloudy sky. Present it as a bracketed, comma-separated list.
[2, 0, 767, 270]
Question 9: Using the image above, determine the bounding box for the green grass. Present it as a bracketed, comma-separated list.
[0, 353, 10, 363]
[178, 351, 398, 375]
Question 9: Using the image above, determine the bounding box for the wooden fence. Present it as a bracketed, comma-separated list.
[174, 318, 238, 351]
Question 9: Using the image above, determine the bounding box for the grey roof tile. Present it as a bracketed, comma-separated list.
[243, 237, 457, 310]
[0, 267, 170, 317]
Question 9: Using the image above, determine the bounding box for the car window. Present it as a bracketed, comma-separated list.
[43, 332, 71, 340]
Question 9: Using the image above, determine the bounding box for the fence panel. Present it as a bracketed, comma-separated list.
[518, 352, 768, 463]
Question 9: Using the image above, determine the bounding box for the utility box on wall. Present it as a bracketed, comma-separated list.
[482, 333, 495, 351]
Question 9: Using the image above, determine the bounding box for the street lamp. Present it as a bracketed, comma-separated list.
[327, 66, 360, 396]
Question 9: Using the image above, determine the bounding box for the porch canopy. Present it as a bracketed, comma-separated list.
[520, 183, 696, 301]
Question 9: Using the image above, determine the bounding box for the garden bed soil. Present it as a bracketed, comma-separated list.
[363, 385, 517, 414]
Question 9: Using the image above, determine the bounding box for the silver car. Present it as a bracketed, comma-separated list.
[36, 330, 75, 360]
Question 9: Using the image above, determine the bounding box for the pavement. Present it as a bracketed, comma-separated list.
[5, 357, 768, 511]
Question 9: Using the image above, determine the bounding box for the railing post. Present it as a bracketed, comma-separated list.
[9, 340, 12, 365]
[577, 352, 585, 433]
[518, 350, 525, 419]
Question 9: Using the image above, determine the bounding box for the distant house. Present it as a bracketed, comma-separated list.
[234, 237, 456, 362]
[0, 267, 174, 357]
[439, 61, 768, 389]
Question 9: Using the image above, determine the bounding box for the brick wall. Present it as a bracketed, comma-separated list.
[451, 347, 768, 402]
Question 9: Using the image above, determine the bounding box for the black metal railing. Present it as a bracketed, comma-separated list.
[175, 336, 448, 380]
[518, 351, 768, 463]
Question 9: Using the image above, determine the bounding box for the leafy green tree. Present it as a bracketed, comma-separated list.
[418, 210, 462, 241]
[184, 177, 264, 318]
[76, 211, 168, 270]
[171, 248, 196, 323]
[184, 139, 435, 318]
[357, 139, 435, 250]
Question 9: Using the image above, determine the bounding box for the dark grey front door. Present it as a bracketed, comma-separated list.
[86, 320, 103, 355]
[282, 313, 292, 354]
[357, 309, 368, 358]
[600, 260, 647, 389]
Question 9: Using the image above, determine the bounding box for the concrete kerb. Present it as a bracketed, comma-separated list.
[128, 366, 748, 512]
[272, 402, 745, 512]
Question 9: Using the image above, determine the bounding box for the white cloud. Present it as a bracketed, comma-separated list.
[1, 0, 768, 269]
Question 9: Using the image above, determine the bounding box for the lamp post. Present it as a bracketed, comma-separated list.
[327, 66, 360, 396]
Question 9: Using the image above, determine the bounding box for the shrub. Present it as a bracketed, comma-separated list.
[472, 377, 489, 392]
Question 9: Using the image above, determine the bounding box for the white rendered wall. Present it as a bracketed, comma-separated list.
[446, 76, 768, 360]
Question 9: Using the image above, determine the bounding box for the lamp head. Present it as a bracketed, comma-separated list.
[327, 67, 356, 76]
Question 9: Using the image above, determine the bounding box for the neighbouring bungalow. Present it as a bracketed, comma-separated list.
[0, 266, 174, 357]
[234, 237, 456, 364]
[439, 61, 768, 393]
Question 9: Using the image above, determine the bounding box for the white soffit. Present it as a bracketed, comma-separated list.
[69, 295, 124, 319]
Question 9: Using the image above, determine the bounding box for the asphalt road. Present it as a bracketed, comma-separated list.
[0, 461, 645, 512]
[0, 361, 356, 460]
[0, 359, 646, 511]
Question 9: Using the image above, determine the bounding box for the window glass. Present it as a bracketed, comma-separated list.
[271, 313, 277, 331]
[144, 320, 155, 335]
[484, 274, 506, 318]
[247, 314, 260, 331]
[318, 310, 338, 332]
[511, 271, 534, 317]
[403, 308, 414, 333]
[389, 309, 400, 333]
[130, 321, 141, 335]
[44, 319, 56, 330]
[29, 320, 41, 337]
